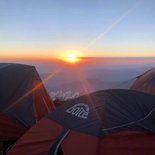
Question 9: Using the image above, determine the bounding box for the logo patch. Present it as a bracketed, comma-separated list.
[65, 103, 89, 119]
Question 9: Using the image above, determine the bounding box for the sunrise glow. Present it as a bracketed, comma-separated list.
[59, 50, 83, 64]
[66, 54, 79, 63]
[0, 1, 154, 60]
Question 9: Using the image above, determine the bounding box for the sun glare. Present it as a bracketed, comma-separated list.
[66, 53, 79, 63]
[60, 50, 83, 64]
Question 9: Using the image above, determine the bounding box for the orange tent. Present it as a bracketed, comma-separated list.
[131, 68, 155, 95]
[8, 89, 155, 155]
[0, 63, 55, 141]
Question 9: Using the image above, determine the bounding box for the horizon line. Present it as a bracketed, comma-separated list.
[1, 56, 155, 62]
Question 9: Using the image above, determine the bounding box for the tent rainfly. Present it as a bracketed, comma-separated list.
[0, 63, 55, 141]
[131, 68, 155, 95]
[8, 89, 155, 155]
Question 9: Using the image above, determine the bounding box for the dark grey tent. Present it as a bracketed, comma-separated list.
[0, 63, 55, 141]
[8, 89, 155, 155]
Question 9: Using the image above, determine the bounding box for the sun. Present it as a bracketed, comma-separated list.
[60, 50, 82, 64]
[66, 53, 79, 63]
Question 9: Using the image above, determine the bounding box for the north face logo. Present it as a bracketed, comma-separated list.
[65, 103, 89, 119]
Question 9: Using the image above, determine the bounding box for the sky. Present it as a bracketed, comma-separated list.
[0, 0, 155, 60]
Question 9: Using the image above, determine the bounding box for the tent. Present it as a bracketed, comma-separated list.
[131, 68, 155, 95]
[0, 63, 55, 141]
[8, 89, 155, 155]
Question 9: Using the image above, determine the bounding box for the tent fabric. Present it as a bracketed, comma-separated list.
[0, 63, 55, 141]
[131, 68, 155, 95]
[8, 118, 63, 155]
[8, 89, 155, 155]
[47, 128, 70, 155]
[0, 114, 26, 141]
[49, 89, 155, 136]
[8, 125, 155, 155]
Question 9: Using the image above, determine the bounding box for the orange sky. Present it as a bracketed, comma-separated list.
[0, 48, 155, 61]
[0, 0, 155, 60]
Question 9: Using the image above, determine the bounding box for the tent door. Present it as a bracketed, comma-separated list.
[48, 128, 70, 155]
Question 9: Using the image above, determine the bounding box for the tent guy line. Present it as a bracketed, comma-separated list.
[102, 106, 155, 132]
